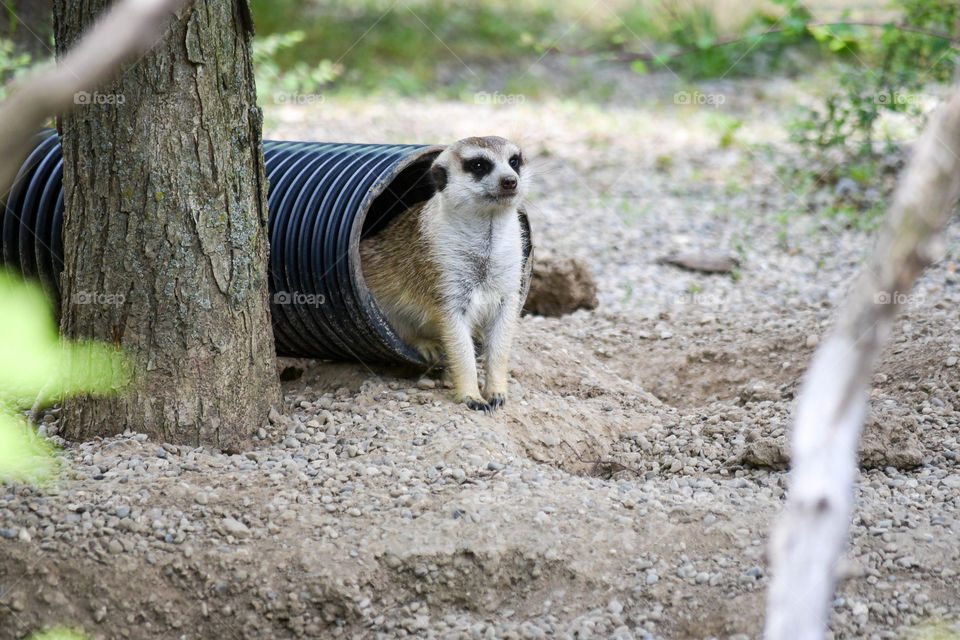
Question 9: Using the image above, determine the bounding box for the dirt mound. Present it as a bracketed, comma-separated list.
[523, 256, 599, 317]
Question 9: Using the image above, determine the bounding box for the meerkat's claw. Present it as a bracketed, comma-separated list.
[487, 393, 506, 409]
[465, 397, 493, 413]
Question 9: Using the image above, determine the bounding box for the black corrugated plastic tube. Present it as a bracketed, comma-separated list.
[1, 133, 533, 367]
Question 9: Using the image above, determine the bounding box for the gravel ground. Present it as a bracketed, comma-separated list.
[2, 73, 960, 639]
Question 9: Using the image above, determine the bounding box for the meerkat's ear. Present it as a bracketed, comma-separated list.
[430, 164, 447, 192]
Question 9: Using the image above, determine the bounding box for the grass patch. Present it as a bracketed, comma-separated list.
[249, 0, 832, 98]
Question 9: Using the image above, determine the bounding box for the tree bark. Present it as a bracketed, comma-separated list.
[53, 0, 281, 450]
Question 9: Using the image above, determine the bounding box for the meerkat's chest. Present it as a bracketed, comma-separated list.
[430, 214, 522, 315]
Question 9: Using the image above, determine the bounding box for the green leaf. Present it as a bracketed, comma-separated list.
[630, 59, 648, 74]
[0, 271, 131, 484]
[0, 409, 58, 483]
[0, 270, 130, 407]
[828, 37, 849, 52]
[28, 628, 90, 640]
[807, 25, 831, 42]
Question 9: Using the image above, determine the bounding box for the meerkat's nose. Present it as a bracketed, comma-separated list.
[500, 175, 518, 190]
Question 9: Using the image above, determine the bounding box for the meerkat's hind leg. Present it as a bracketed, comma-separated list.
[411, 337, 445, 366]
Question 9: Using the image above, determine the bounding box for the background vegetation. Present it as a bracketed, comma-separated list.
[246, 0, 957, 226]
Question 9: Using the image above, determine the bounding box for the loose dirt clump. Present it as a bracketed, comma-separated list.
[523, 256, 599, 317]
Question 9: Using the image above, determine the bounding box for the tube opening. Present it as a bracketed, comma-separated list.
[360, 150, 440, 241]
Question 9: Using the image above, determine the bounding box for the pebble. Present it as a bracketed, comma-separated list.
[607, 599, 623, 615]
[222, 517, 250, 539]
[835, 177, 859, 197]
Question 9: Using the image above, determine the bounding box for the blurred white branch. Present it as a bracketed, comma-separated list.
[0, 0, 190, 192]
[765, 81, 960, 640]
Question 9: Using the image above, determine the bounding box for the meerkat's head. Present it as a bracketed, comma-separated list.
[429, 136, 527, 214]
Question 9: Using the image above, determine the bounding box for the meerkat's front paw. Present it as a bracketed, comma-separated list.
[459, 394, 492, 412]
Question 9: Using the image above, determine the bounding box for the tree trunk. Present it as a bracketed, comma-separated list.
[53, 0, 281, 450]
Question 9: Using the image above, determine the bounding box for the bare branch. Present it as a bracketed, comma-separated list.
[764, 81, 960, 640]
[0, 0, 191, 193]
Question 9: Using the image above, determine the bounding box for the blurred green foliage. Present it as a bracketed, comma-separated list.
[790, 0, 957, 158]
[252, 30, 342, 103]
[0, 270, 129, 483]
[249, 0, 825, 96]
[252, 0, 556, 95]
[27, 627, 90, 640]
[784, 0, 958, 226]
[905, 620, 960, 640]
[0, 37, 35, 100]
[598, 0, 819, 77]
[0, 409, 56, 483]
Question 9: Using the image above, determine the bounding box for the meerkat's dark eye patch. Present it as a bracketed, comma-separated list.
[508, 153, 523, 171]
[462, 156, 493, 179]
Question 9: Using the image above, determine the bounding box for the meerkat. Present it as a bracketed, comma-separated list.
[360, 136, 528, 411]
